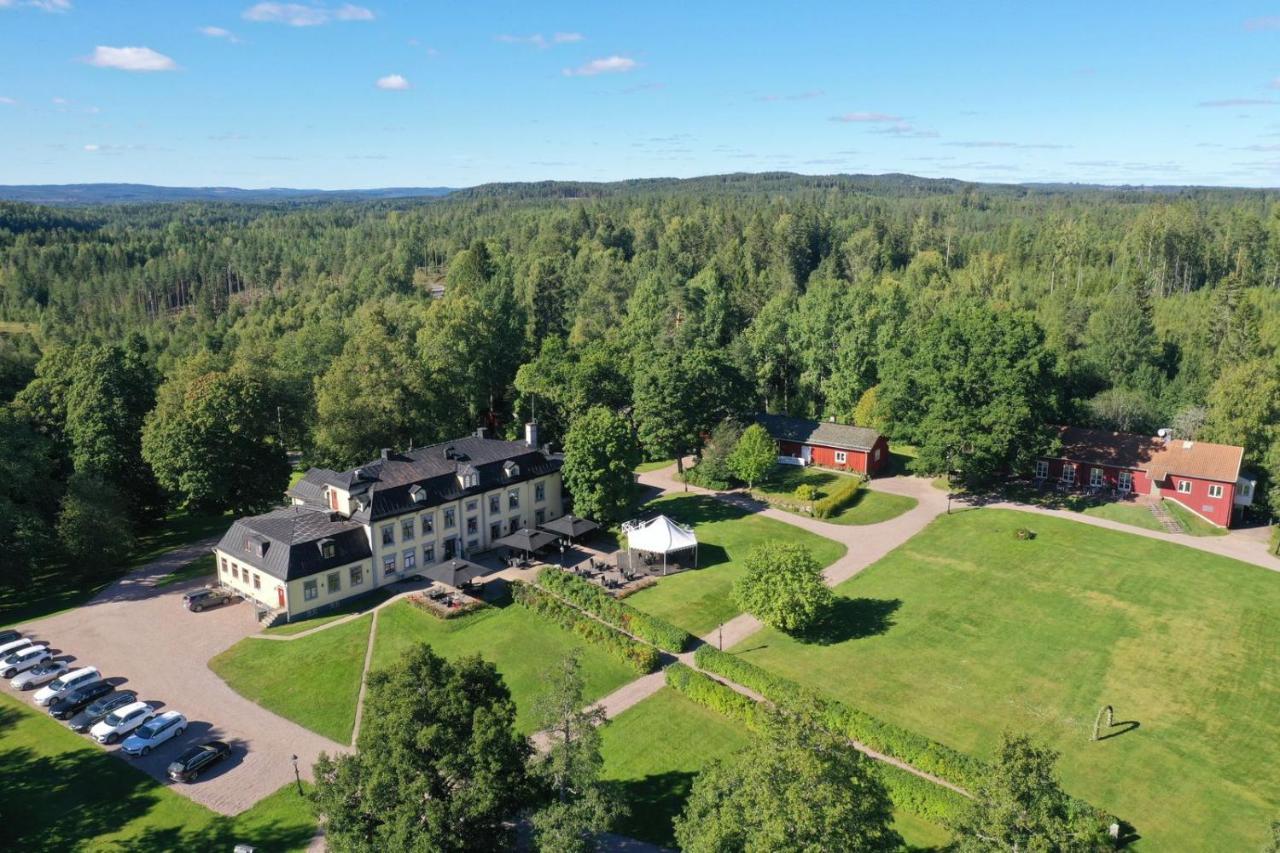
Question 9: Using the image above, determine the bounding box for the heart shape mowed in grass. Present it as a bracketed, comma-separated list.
[1092, 704, 1141, 741]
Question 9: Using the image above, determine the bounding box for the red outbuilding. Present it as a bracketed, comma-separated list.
[756, 413, 890, 477]
[1036, 425, 1246, 528]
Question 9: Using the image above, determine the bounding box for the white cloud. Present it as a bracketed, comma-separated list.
[830, 111, 903, 122]
[1, 0, 71, 11]
[242, 2, 373, 27]
[83, 143, 99, 151]
[200, 25, 240, 42]
[944, 140, 1070, 150]
[553, 32, 583, 43]
[375, 73, 410, 90]
[1198, 98, 1277, 107]
[0, 96, 16, 105]
[497, 32, 583, 48]
[563, 55, 637, 77]
[86, 46, 177, 72]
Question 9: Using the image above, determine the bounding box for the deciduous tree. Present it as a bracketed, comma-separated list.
[733, 542, 833, 634]
[728, 423, 776, 488]
[561, 407, 639, 523]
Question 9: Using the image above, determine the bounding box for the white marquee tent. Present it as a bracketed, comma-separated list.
[621, 514, 698, 575]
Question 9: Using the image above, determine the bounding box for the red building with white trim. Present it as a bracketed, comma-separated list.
[756, 413, 890, 477]
[1036, 425, 1245, 528]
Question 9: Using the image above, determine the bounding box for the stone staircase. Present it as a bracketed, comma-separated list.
[1148, 500, 1185, 534]
[260, 608, 289, 629]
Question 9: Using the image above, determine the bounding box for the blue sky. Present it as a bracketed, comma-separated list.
[2, 1, 1280, 188]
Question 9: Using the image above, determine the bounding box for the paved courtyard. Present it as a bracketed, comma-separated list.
[8, 539, 346, 816]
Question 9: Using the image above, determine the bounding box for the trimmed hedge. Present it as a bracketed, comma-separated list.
[693, 647, 1117, 830]
[538, 567, 695, 652]
[664, 663, 763, 730]
[813, 475, 863, 519]
[875, 762, 969, 823]
[512, 581, 660, 674]
[694, 645, 985, 789]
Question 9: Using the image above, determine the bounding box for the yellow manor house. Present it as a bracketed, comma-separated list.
[214, 425, 564, 622]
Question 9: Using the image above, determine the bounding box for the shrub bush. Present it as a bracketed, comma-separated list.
[512, 581, 661, 673]
[732, 543, 833, 634]
[664, 663, 764, 730]
[874, 763, 969, 823]
[813, 476, 863, 519]
[793, 483, 818, 503]
[1014, 527, 1036, 540]
[537, 567, 695, 651]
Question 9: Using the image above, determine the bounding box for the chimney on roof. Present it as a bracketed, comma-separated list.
[525, 421, 538, 449]
[1156, 428, 1172, 445]
[380, 448, 392, 461]
[475, 427, 489, 440]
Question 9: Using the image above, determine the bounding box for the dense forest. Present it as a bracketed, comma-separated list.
[3, 172, 1279, 589]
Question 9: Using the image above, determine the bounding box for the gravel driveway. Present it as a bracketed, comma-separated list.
[7, 540, 347, 816]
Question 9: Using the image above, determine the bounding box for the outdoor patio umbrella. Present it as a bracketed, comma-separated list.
[538, 514, 600, 541]
[422, 558, 488, 587]
[492, 527, 558, 558]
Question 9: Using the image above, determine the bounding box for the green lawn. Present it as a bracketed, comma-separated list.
[1007, 484, 1227, 539]
[371, 600, 636, 734]
[0, 509, 230, 628]
[599, 687, 949, 850]
[264, 587, 397, 636]
[1078, 499, 1165, 532]
[752, 465, 918, 525]
[634, 458, 675, 474]
[0, 692, 316, 851]
[1163, 499, 1229, 536]
[825, 490, 919, 526]
[623, 494, 847, 636]
[210, 615, 373, 744]
[730, 508, 1280, 851]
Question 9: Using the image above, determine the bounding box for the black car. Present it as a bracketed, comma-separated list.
[0, 629, 20, 646]
[48, 680, 114, 720]
[183, 587, 238, 612]
[67, 689, 137, 733]
[168, 741, 231, 782]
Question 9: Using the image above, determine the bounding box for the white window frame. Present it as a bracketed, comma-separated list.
[834, 450, 847, 465]
[423, 544, 435, 565]
[1118, 471, 1132, 492]
[383, 554, 397, 574]
[421, 513, 434, 535]
[403, 549, 417, 571]
[535, 482, 546, 503]
[1207, 484, 1223, 499]
[1035, 460, 1049, 479]
[303, 579, 319, 601]
[327, 571, 341, 593]
[350, 565, 364, 586]
[1090, 467, 1104, 487]
[401, 518, 415, 541]
[1060, 465, 1075, 484]
[1177, 480, 1192, 494]
[381, 524, 394, 547]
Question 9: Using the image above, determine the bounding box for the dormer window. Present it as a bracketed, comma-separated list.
[456, 463, 479, 490]
[503, 461, 520, 479]
[318, 538, 336, 559]
[409, 484, 426, 503]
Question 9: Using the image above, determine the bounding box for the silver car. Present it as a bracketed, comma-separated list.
[10, 658, 68, 690]
[1, 645, 51, 679]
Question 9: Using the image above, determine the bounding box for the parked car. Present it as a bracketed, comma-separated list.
[0, 637, 32, 660]
[68, 690, 138, 733]
[0, 629, 21, 647]
[183, 587, 238, 612]
[91, 700, 154, 744]
[121, 710, 187, 756]
[1, 645, 51, 679]
[48, 680, 113, 720]
[11, 658, 68, 690]
[168, 741, 231, 782]
[34, 666, 100, 707]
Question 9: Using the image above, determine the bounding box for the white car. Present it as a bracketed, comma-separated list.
[34, 666, 100, 707]
[0, 637, 32, 660]
[10, 658, 68, 690]
[90, 700, 155, 745]
[1, 645, 51, 679]
[121, 711, 187, 756]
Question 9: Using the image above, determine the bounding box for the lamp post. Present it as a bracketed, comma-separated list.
[718, 623, 723, 651]
[946, 447, 955, 515]
[291, 754, 302, 795]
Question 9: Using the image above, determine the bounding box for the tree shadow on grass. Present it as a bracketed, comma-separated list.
[795, 597, 902, 646]
[602, 771, 697, 849]
[647, 494, 750, 526]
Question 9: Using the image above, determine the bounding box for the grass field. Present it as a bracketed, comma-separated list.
[154, 552, 216, 588]
[752, 466, 918, 526]
[264, 588, 396, 636]
[1163, 499, 1229, 536]
[730, 508, 1280, 850]
[634, 458, 675, 474]
[0, 692, 316, 851]
[371, 600, 636, 734]
[623, 494, 847, 636]
[599, 687, 949, 850]
[0, 509, 230, 628]
[210, 615, 372, 744]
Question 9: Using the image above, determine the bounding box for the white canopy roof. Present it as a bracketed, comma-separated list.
[623, 515, 698, 554]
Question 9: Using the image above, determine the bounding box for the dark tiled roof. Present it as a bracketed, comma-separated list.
[216, 506, 371, 582]
[755, 413, 882, 452]
[284, 436, 562, 523]
[1047, 426, 1243, 484]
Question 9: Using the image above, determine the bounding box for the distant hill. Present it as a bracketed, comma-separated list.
[0, 183, 457, 205]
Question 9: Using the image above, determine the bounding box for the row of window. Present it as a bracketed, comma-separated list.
[220, 557, 262, 591]
[380, 483, 548, 548]
[302, 564, 365, 601]
[1036, 461, 1224, 499]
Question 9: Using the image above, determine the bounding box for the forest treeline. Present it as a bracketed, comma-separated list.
[2, 174, 1279, 588]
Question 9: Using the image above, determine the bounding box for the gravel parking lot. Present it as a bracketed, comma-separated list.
[8, 542, 347, 815]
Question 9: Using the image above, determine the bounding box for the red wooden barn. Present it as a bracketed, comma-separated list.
[756, 413, 890, 477]
[1037, 425, 1246, 528]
